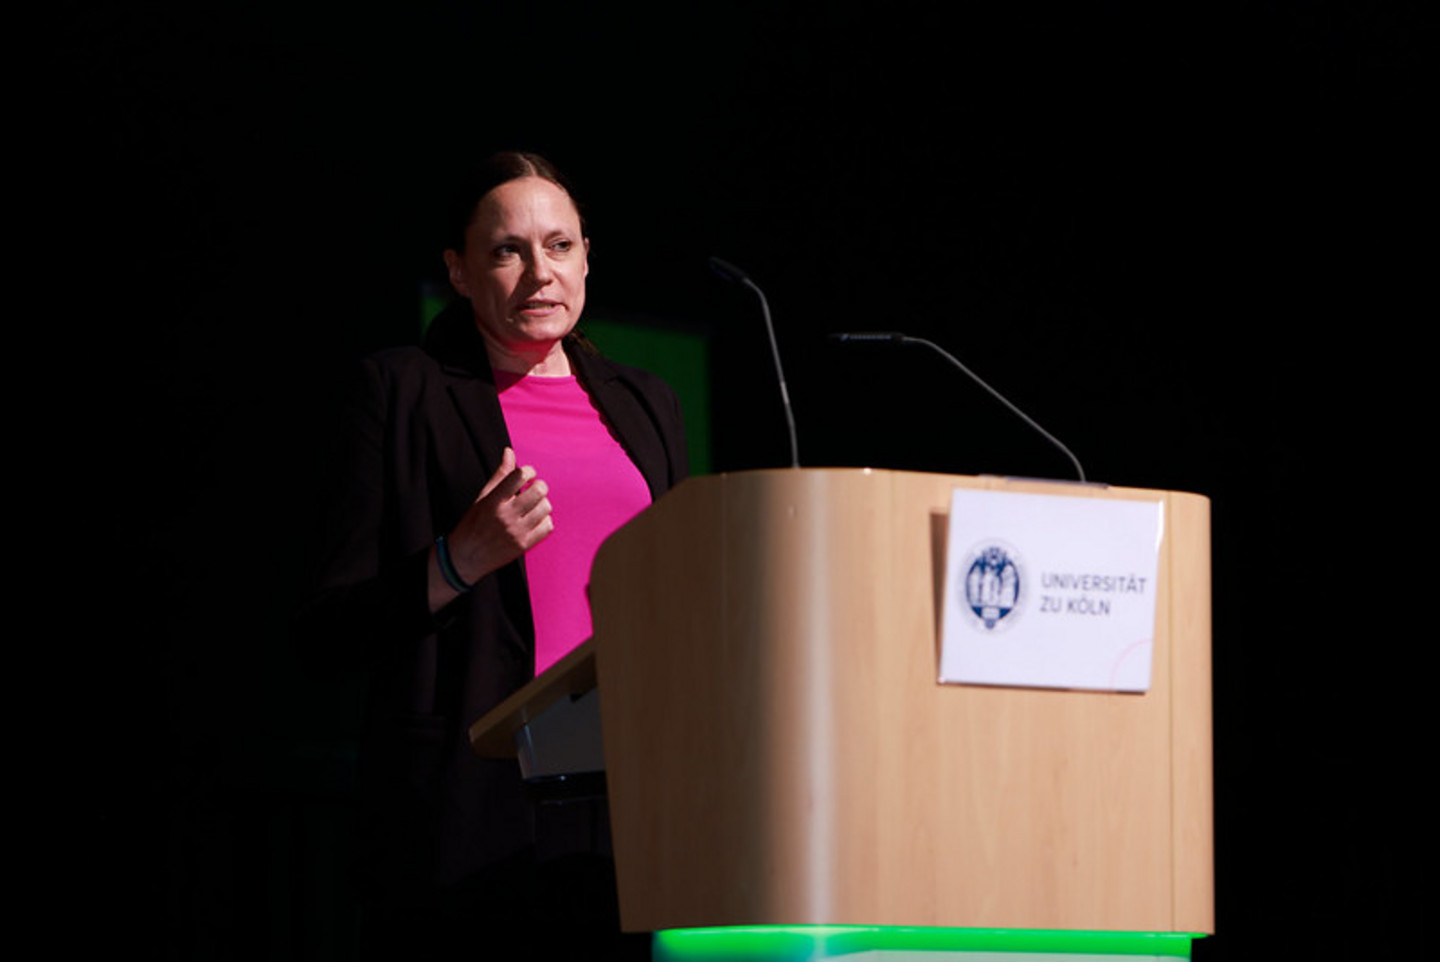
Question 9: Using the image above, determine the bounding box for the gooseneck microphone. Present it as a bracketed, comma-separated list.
[709, 257, 800, 468]
[830, 331, 1088, 483]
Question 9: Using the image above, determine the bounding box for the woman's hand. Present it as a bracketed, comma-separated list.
[428, 447, 553, 610]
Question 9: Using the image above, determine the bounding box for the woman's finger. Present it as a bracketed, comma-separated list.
[476, 447, 518, 500]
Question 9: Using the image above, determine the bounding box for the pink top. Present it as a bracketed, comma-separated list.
[496, 371, 653, 675]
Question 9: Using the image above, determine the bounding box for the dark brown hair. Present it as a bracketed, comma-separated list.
[443, 151, 584, 252]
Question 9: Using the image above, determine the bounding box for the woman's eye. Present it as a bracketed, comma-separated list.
[492, 244, 519, 259]
[550, 239, 573, 253]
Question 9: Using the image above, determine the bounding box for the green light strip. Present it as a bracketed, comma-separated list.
[654, 926, 1200, 961]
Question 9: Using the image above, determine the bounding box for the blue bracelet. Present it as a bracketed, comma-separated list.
[435, 534, 473, 594]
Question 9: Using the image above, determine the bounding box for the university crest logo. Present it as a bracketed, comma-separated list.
[963, 544, 1023, 630]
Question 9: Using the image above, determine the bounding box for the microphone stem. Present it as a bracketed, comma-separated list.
[744, 278, 800, 469]
[905, 336, 1086, 483]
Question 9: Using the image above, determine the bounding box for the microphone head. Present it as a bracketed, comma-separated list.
[829, 331, 906, 343]
[707, 256, 751, 285]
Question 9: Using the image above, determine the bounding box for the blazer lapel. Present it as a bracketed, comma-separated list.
[571, 348, 671, 500]
[444, 367, 511, 484]
[423, 303, 515, 521]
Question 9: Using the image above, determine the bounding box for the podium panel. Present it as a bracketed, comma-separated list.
[589, 469, 1212, 937]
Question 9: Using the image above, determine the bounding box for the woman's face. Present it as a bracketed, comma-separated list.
[444, 176, 589, 368]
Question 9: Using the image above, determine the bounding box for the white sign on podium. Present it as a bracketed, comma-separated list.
[940, 488, 1163, 692]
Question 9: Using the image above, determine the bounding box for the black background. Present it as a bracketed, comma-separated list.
[50, 2, 1424, 958]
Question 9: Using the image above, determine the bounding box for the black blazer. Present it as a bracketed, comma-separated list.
[298, 301, 688, 896]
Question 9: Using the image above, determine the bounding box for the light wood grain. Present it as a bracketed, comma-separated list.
[589, 469, 1212, 933]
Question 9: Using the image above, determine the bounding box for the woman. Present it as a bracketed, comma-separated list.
[300, 151, 687, 956]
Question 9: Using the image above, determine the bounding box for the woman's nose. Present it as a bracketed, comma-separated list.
[525, 247, 555, 283]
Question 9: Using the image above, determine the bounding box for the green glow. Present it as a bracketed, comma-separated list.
[653, 926, 1201, 960]
[583, 317, 712, 476]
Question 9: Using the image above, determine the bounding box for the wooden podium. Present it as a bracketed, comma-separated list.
[474, 468, 1213, 954]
